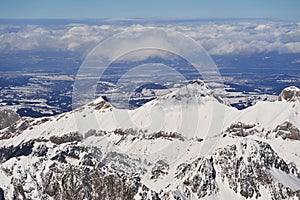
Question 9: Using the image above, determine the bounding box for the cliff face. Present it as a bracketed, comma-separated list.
[1, 136, 299, 200]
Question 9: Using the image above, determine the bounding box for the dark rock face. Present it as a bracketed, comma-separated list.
[227, 121, 300, 141]
[33, 144, 48, 157]
[5, 143, 161, 200]
[0, 109, 20, 130]
[12, 164, 142, 200]
[88, 100, 111, 110]
[51, 145, 85, 163]
[278, 86, 300, 102]
[0, 136, 300, 200]
[151, 160, 169, 179]
[0, 187, 4, 200]
[0, 120, 300, 200]
[148, 131, 184, 141]
[0, 118, 32, 140]
[175, 157, 218, 198]
[226, 122, 257, 137]
[215, 140, 300, 199]
[274, 121, 300, 140]
[0, 140, 34, 163]
[50, 132, 83, 145]
[53, 168, 136, 200]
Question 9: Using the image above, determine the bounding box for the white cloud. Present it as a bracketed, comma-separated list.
[170, 22, 300, 55]
[279, 42, 300, 54]
[0, 21, 299, 55]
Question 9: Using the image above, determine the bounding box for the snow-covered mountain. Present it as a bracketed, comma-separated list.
[278, 86, 300, 102]
[0, 82, 300, 200]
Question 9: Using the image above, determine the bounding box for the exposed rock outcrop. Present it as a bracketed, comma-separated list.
[274, 121, 300, 140]
[278, 86, 300, 102]
[0, 109, 20, 130]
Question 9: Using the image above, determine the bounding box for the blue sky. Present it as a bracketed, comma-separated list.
[0, 0, 299, 20]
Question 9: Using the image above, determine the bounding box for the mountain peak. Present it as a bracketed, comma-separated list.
[154, 79, 225, 106]
[278, 86, 300, 102]
[89, 96, 112, 110]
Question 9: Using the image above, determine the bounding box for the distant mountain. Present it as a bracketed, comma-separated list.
[0, 83, 299, 199]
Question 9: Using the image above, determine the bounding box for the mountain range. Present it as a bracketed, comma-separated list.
[0, 81, 299, 200]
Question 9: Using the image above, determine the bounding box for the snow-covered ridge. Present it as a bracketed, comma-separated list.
[0, 83, 299, 145]
[0, 83, 300, 199]
[0, 81, 235, 146]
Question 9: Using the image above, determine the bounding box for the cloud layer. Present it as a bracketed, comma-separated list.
[0, 20, 299, 55]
